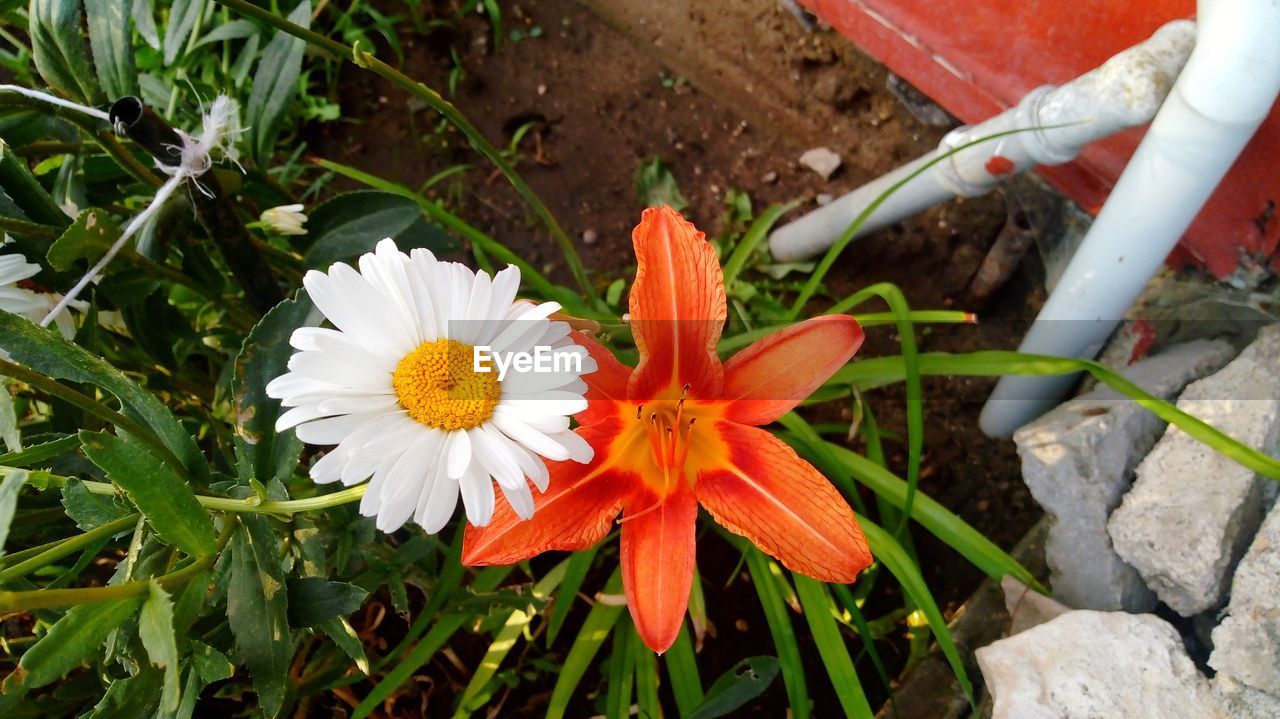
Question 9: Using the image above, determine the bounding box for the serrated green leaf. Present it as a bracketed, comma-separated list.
[286, 577, 368, 628]
[60, 476, 127, 530]
[1, 597, 141, 694]
[138, 581, 180, 713]
[0, 309, 206, 479]
[162, 0, 207, 66]
[84, 0, 137, 99]
[47, 208, 120, 272]
[83, 665, 163, 719]
[0, 467, 27, 553]
[0, 434, 78, 468]
[634, 156, 687, 211]
[79, 430, 215, 557]
[302, 191, 453, 268]
[319, 617, 369, 675]
[245, 1, 310, 164]
[30, 0, 104, 104]
[192, 19, 258, 48]
[0, 379, 19, 452]
[227, 515, 291, 718]
[191, 641, 234, 683]
[232, 290, 318, 487]
[686, 656, 780, 719]
[132, 0, 159, 50]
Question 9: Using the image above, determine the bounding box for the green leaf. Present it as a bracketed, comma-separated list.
[61, 476, 128, 530]
[286, 577, 368, 628]
[227, 515, 291, 719]
[83, 665, 163, 719]
[1, 597, 142, 694]
[47, 208, 120, 272]
[0, 379, 19, 452]
[192, 18, 258, 48]
[0, 467, 27, 553]
[0, 138, 72, 228]
[743, 547, 809, 718]
[686, 656, 780, 719]
[79, 430, 215, 558]
[302, 191, 454, 268]
[138, 581, 181, 713]
[132, 0, 160, 50]
[0, 434, 79, 468]
[603, 619, 635, 719]
[191, 641, 235, 683]
[84, 0, 137, 99]
[633, 626, 660, 718]
[634, 156, 687, 211]
[245, 1, 310, 165]
[232, 290, 319, 487]
[453, 560, 569, 717]
[793, 575, 873, 718]
[859, 514, 974, 705]
[546, 568, 625, 719]
[162, 0, 207, 66]
[545, 542, 598, 645]
[0, 309, 206, 478]
[319, 617, 369, 675]
[29, 0, 104, 104]
[664, 625, 703, 715]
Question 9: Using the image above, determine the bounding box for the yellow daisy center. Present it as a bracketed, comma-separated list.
[392, 339, 500, 431]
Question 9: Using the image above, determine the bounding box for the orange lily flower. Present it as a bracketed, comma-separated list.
[464, 206, 872, 652]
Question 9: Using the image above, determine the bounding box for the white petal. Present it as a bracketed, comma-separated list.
[294, 412, 375, 445]
[276, 404, 329, 432]
[416, 471, 459, 534]
[470, 425, 524, 489]
[459, 464, 495, 527]
[445, 429, 472, 480]
[317, 394, 399, 416]
[551, 430, 595, 464]
[491, 412, 572, 462]
[500, 479, 534, 520]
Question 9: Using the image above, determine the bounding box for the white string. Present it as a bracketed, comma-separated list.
[39, 95, 240, 327]
[0, 85, 110, 122]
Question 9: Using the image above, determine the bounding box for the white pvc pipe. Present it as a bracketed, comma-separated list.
[769, 20, 1196, 262]
[979, 0, 1280, 438]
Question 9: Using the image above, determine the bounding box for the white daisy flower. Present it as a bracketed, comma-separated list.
[268, 239, 596, 533]
[0, 251, 76, 339]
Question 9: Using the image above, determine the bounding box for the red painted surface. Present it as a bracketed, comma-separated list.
[984, 155, 1015, 177]
[802, 0, 1280, 278]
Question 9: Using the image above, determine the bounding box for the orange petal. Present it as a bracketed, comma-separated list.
[696, 421, 871, 583]
[721, 315, 864, 426]
[627, 206, 726, 401]
[573, 331, 633, 427]
[463, 419, 634, 565]
[620, 479, 698, 653]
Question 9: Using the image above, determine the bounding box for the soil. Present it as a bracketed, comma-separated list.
[309, 0, 1048, 715]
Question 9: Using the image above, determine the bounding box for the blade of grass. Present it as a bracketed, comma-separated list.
[664, 624, 703, 716]
[633, 624, 661, 718]
[452, 559, 570, 717]
[722, 200, 799, 288]
[605, 619, 636, 719]
[793, 575, 874, 719]
[858, 514, 974, 709]
[546, 543, 600, 646]
[548, 568, 625, 719]
[831, 584, 896, 716]
[742, 545, 809, 719]
[353, 566, 510, 719]
[829, 350, 1280, 481]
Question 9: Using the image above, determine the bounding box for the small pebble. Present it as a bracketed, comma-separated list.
[816, 193, 834, 206]
[762, 170, 778, 184]
[799, 147, 842, 180]
[537, 83, 547, 96]
[582, 229, 598, 245]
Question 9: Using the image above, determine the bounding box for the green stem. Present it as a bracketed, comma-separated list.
[0, 359, 191, 483]
[31, 471, 367, 514]
[0, 514, 138, 584]
[0, 520, 235, 612]
[212, 0, 598, 305]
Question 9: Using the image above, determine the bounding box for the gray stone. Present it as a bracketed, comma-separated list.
[1000, 576, 1069, 635]
[976, 610, 1224, 719]
[1110, 325, 1280, 616]
[798, 147, 841, 180]
[1210, 500, 1280, 694]
[1014, 340, 1235, 611]
[1214, 675, 1280, 719]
